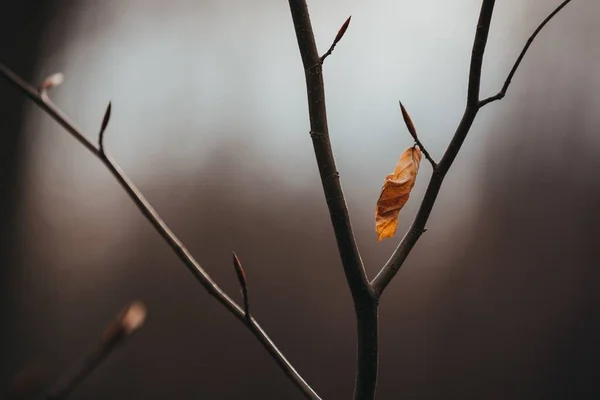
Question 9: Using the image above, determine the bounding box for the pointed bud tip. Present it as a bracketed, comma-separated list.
[398, 100, 418, 140]
[333, 15, 352, 44]
[100, 101, 112, 132]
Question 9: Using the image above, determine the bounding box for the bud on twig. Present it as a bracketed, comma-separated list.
[40, 73, 64, 95]
[398, 100, 437, 169]
[399, 101, 418, 141]
[320, 16, 352, 64]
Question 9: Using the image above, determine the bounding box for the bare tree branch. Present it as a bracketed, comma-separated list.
[479, 0, 573, 108]
[372, 0, 497, 295]
[320, 16, 352, 64]
[0, 62, 321, 400]
[372, 0, 572, 297]
[287, 2, 379, 400]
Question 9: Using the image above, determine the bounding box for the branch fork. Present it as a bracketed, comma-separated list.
[0, 0, 574, 399]
[288, 1, 573, 399]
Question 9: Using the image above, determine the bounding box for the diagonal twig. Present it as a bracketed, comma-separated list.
[287, 2, 379, 400]
[0, 62, 321, 400]
[479, 0, 573, 107]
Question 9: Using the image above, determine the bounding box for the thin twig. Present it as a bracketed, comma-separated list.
[287, 2, 379, 400]
[479, 0, 573, 107]
[399, 101, 437, 169]
[47, 302, 147, 400]
[320, 16, 352, 64]
[0, 62, 321, 400]
[372, 0, 572, 297]
[232, 252, 250, 321]
[415, 139, 436, 169]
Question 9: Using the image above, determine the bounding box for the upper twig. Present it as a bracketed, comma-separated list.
[320, 16, 352, 64]
[465, 0, 496, 109]
[0, 63, 321, 400]
[479, 0, 573, 107]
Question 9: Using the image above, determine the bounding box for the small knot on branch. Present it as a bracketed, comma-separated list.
[309, 131, 328, 141]
[324, 172, 340, 182]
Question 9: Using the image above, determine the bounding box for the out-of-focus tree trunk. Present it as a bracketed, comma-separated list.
[0, 0, 59, 390]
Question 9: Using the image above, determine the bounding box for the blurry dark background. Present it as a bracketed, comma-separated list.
[1, 0, 599, 399]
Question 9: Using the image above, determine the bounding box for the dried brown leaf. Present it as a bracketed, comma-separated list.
[375, 146, 422, 241]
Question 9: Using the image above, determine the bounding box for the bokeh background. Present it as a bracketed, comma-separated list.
[1, 0, 599, 399]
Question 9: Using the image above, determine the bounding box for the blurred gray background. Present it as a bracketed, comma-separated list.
[1, 0, 599, 399]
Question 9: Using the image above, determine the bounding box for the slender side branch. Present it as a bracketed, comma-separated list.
[287, 2, 379, 400]
[479, 0, 573, 107]
[373, 0, 573, 297]
[414, 138, 436, 169]
[372, 0, 497, 296]
[0, 63, 321, 400]
[320, 16, 352, 64]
